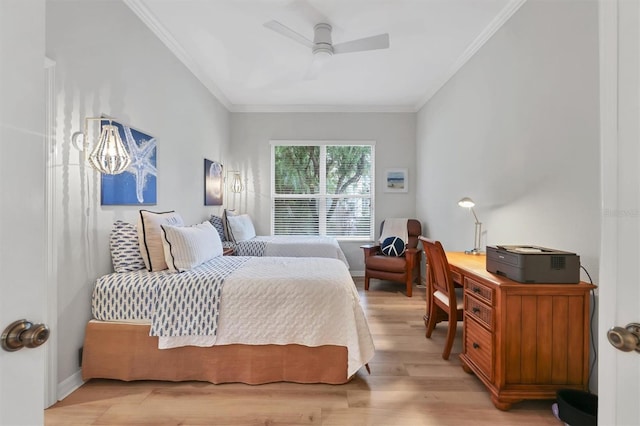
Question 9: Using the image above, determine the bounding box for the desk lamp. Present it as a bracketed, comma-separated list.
[458, 197, 482, 255]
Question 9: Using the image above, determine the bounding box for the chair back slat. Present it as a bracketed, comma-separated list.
[423, 238, 457, 306]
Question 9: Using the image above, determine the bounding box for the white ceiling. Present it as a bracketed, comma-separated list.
[125, 0, 525, 112]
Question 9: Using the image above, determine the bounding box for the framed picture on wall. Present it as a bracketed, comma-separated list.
[204, 159, 224, 206]
[101, 120, 157, 205]
[384, 168, 408, 193]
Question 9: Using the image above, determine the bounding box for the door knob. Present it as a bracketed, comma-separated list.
[607, 322, 640, 353]
[1, 319, 50, 352]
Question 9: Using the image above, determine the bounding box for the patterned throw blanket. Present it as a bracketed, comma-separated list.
[150, 256, 248, 337]
[234, 239, 267, 256]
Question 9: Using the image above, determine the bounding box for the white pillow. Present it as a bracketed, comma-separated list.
[226, 214, 257, 243]
[222, 209, 237, 241]
[161, 221, 222, 272]
[137, 210, 184, 272]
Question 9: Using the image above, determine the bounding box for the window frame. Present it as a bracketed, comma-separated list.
[270, 140, 375, 241]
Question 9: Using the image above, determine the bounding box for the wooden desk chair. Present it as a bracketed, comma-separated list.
[361, 219, 422, 297]
[421, 237, 464, 360]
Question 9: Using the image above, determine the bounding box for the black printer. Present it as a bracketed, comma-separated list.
[486, 245, 580, 284]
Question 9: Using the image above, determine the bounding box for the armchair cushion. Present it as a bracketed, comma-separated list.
[365, 255, 407, 273]
[381, 236, 406, 256]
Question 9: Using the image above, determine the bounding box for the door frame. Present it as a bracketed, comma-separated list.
[44, 57, 58, 408]
[598, 0, 633, 424]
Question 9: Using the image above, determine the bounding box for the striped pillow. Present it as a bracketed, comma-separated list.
[161, 221, 223, 272]
[110, 220, 146, 273]
[137, 210, 184, 271]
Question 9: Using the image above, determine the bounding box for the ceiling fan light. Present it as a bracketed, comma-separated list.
[313, 47, 333, 58]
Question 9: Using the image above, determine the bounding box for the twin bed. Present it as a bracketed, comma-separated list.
[82, 217, 372, 385]
[213, 212, 350, 267]
[232, 235, 349, 266]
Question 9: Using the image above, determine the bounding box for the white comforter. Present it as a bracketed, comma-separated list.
[92, 256, 374, 378]
[235, 235, 350, 267]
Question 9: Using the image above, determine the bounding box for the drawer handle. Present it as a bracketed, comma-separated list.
[472, 307, 481, 314]
[473, 342, 480, 349]
[472, 287, 481, 294]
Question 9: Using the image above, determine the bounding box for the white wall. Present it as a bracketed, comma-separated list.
[230, 112, 417, 271]
[46, 0, 230, 389]
[416, 0, 600, 388]
[417, 0, 599, 272]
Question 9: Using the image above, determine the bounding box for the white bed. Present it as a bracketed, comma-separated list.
[87, 255, 374, 382]
[232, 235, 349, 267]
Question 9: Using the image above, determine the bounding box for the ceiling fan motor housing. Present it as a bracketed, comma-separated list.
[313, 23, 333, 56]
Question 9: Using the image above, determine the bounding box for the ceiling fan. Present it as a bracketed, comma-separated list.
[264, 20, 390, 59]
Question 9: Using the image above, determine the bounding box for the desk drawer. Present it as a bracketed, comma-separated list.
[465, 317, 493, 381]
[465, 277, 494, 306]
[465, 295, 493, 330]
[451, 270, 462, 285]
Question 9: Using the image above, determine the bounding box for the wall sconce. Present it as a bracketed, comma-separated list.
[72, 117, 131, 175]
[458, 197, 482, 255]
[228, 171, 243, 193]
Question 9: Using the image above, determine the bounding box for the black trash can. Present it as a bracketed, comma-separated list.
[556, 389, 597, 426]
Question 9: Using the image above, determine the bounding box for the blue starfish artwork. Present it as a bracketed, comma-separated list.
[101, 120, 157, 205]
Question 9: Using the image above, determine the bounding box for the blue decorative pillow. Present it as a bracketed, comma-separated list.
[381, 236, 406, 256]
[208, 215, 227, 242]
[110, 220, 146, 273]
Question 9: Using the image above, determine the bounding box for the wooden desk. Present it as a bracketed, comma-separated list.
[445, 252, 595, 411]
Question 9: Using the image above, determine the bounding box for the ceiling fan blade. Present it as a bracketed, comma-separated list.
[264, 20, 314, 49]
[333, 33, 390, 55]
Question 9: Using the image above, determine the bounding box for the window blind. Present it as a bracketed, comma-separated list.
[272, 143, 374, 239]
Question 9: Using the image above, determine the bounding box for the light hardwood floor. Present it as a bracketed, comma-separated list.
[45, 278, 561, 425]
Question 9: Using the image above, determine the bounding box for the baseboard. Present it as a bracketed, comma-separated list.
[350, 270, 365, 277]
[57, 369, 84, 401]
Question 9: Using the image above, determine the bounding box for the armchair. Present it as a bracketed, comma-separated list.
[361, 219, 422, 297]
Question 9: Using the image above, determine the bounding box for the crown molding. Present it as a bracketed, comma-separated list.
[123, 0, 233, 110]
[229, 104, 417, 113]
[414, 0, 527, 111]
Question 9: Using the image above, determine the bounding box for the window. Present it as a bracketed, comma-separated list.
[271, 142, 374, 240]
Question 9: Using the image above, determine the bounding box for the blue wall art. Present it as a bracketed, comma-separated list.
[101, 120, 157, 205]
[384, 168, 408, 193]
[204, 159, 223, 206]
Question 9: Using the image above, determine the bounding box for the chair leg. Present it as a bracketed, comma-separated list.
[364, 274, 370, 291]
[405, 273, 413, 297]
[442, 315, 458, 360]
[425, 301, 439, 338]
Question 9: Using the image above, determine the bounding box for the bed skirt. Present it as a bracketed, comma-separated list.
[81, 321, 349, 384]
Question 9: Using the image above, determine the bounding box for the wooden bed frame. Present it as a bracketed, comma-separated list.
[81, 321, 349, 385]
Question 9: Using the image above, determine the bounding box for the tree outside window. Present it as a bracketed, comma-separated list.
[272, 143, 374, 239]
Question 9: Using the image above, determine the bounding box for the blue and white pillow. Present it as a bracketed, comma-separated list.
[208, 215, 227, 242]
[110, 220, 146, 273]
[381, 236, 406, 257]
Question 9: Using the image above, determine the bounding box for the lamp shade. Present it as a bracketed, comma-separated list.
[458, 197, 475, 208]
[230, 172, 243, 193]
[87, 124, 131, 175]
